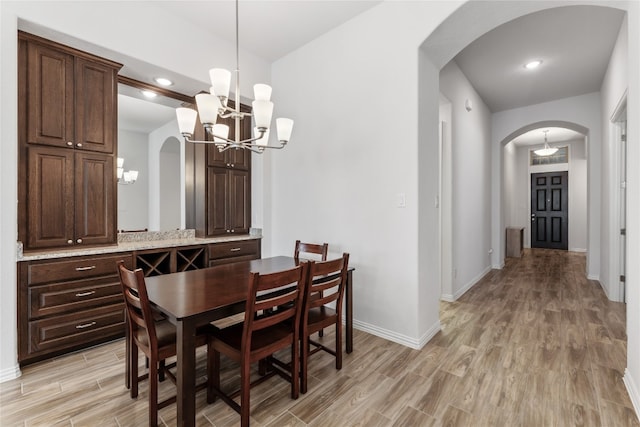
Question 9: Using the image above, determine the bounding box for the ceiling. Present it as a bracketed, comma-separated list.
[156, 1, 382, 63]
[25, 2, 626, 136]
[454, 5, 626, 113]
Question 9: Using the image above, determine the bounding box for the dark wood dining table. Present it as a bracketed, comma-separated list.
[143, 256, 355, 427]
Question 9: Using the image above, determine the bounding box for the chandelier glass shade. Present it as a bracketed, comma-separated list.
[117, 157, 139, 185]
[175, 0, 293, 154]
[534, 130, 558, 157]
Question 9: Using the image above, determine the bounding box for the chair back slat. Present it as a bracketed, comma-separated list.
[117, 261, 158, 350]
[304, 254, 350, 318]
[242, 264, 308, 351]
[294, 240, 328, 261]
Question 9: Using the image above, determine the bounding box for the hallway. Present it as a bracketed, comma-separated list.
[433, 249, 637, 425]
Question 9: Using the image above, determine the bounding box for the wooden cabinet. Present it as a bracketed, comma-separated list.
[23, 32, 118, 153]
[133, 245, 208, 277]
[18, 253, 133, 365]
[186, 103, 252, 237]
[506, 227, 524, 258]
[18, 32, 121, 250]
[208, 239, 261, 266]
[26, 146, 115, 249]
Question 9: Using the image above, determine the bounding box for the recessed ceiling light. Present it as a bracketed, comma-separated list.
[154, 77, 173, 86]
[141, 90, 157, 98]
[524, 60, 543, 70]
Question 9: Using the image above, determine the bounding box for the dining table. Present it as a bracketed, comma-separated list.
[142, 255, 355, 427]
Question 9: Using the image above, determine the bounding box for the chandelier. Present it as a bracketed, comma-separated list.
[534, 130, 558, 156]
[175, 0, 293, 154]
[117, 157, 139, 185]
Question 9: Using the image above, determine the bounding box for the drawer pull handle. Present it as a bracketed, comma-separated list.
[75, 321, 96, 329]
[75, 291, 96, 297]
[75, 266, 96, 271]
[230, 248, 241, 252]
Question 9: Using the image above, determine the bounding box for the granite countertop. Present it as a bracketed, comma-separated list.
[17, 229, 262, 261]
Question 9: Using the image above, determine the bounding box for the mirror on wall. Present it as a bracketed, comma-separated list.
[117, 79, 193, 232]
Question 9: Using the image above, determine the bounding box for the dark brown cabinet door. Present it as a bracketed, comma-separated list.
[207, 112, 251, 170]
[27, 146, 75, 249]
[19, 32, 121, 251]
[74, 58, 117, 153]
[228, 169, 250, 234]
[26, 42, 74, 149]
[74, 152, 116, 246]
[207, 167, 229, 236]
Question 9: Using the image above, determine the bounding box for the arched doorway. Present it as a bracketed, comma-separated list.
[420, 2, 627, 302]
[501, 122, 588, 254]
[159, 136, 181, 230]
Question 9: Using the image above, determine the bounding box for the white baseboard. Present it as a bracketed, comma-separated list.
[624, 369, 640, 419]
[587, 274, 600, 281]
[441, 294, 454, 302]
[0, 364, 21, 383]
[441, 266, 491, 302]
[569, 248, 587, 253]
[352, 318, 441, 350]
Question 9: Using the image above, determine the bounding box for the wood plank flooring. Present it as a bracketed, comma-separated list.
[1, 249, 638, 426]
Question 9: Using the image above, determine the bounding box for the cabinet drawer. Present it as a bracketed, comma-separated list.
[208, 240, 260, 261]
[27, 253, 132, 285]
[28, 304, 124, 354]
[29, 276, 123, 319]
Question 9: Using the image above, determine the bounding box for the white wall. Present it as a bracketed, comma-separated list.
[439, 61, 493, 300]
[268, 1, 462, 347]
[117, 130, 149, 231]
[600, 14, 628, 302]
[504, 138, 588, 251]
[492, 93, 602, 278]
[148, 121, 184, 231]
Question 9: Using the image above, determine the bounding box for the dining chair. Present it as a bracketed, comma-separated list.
[300, 253, 350, 394]
[294, 240, 328, 261]
[207, 263, 309, 427]
[117, 261, 209, 427]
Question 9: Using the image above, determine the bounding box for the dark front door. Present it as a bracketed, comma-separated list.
[531, 171, 568, 250]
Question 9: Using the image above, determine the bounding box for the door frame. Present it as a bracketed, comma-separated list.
[609, 92, 627, 302]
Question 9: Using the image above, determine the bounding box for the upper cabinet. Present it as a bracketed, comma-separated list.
[23, 33, 119, 153]
[18, 32, 121, 250]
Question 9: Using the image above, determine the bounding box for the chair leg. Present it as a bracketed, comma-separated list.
[319, 328, 324, 338]
[131, 344, 139, 398]
[336, 321, 343, 370]
[159, 360, 166, 382]
[291, 340, 299, 399]
[300, 333, 309, 394]
[149, 356, 158, 427]
[240, 359, 251, 427]
[207, 347, 220, 404]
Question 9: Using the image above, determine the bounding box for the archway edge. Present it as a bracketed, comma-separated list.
[422, 1, 627, 70]
[499, 120, 589, 147]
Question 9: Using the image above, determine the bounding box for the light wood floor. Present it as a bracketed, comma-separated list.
[2, 249, 639, 426]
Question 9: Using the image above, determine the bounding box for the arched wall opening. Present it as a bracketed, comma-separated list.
[501, 121, 589, 254]
[158, 136, 182, 231]
[419, 2, 624, 303]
